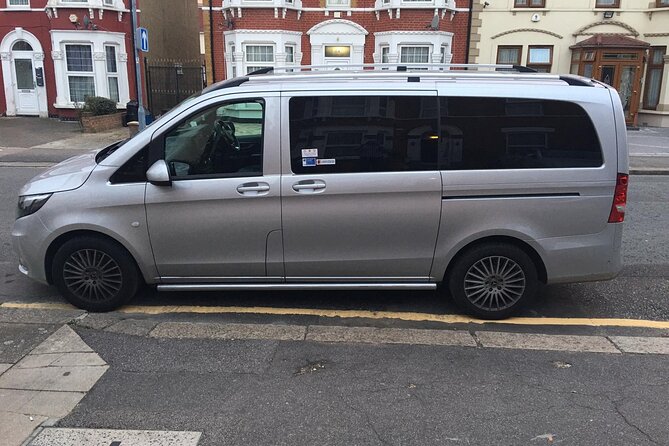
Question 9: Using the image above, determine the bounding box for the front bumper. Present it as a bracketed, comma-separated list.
[11, 213, 51, 284]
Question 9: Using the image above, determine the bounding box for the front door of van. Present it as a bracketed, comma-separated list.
[145, 96, 283, 281]
[280, 93, 442, 281]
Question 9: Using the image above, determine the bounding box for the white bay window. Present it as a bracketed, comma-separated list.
[51, 31, 130, 108]
[225, 30, 302, 79]
[65, 44, 95, 102]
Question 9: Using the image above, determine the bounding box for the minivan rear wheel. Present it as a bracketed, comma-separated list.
[52, 236, 139, 312]
[448, 243, 538, 319]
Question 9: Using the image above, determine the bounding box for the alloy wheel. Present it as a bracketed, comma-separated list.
[62, 249, 123, 302]
[463, 255, 526, 312]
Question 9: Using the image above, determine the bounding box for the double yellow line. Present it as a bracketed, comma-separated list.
[3, 301, 669, 329]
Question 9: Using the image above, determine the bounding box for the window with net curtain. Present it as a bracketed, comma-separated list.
[400, 47, 430, 64]
[497, 46, 521, 65]
[66, 44, 95, 103]
[644, 47, 666, 110]
[246, 45, 274, 73]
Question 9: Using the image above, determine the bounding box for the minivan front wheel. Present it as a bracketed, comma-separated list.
[448, 243, 538, 319]
[52, 236, 139, 312]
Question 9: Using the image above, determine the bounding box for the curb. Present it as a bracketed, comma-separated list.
[630, 168, 669, 175]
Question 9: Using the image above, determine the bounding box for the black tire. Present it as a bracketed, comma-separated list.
[448, 243, 538, 320]
[52, 236, 139, 312]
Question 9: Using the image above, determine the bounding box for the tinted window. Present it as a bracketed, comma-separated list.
[164, 100, 264, 178]
[290, 96, 439, 174]
[439, 97, 603, 170]
[110, 148, 147, 184]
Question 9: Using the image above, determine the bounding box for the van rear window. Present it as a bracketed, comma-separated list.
[439, 97, 603, 170]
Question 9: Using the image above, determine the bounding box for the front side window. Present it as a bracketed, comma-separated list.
[497, 46, 522, 65]
[439, 97, 603, 170]
[659, 0, 669, 6]
[527, 46, 553, 72]
[65, 44, 95, 102]
[289, 96, 439, 174]
[164, 100, 264, 178]
[400, 46, 430, 64]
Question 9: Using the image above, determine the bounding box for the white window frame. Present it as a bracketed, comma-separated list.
[245, 44, 275, 74]
[52, 31, 130, 109]
[7, 0, 31, 8]
[65, 43, 96, 103]
[326, 0, 350, 7]
[105, 44, 120, 103]
[284, 44, 295, 64]
[399, 45, 431, 64]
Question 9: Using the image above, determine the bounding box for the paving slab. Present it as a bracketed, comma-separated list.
[0, 388, 85, 417]
[29, 428, 202, 446]
[609, 336, 669, 354]
[0, 411, 48, 446]
[31, 325, 93, 354]
[16, 352, 106, 369]
[307, 325, 477, 347]
[150, 321, 306, 341]
[476, 331, 621, 354]
[0, 364, 108, 392]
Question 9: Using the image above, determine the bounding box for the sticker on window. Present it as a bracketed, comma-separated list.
[301, 148, 318, 158]
[316, 159, 336, 165]
[302, 158, 317, 167]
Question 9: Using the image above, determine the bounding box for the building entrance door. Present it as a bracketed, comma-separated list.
[11, 41, 39, 116]
[570, 36, 649, 127]
[597, 59, 641, 125]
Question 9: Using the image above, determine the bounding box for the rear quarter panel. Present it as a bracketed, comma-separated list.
[430, 83, 619, 283]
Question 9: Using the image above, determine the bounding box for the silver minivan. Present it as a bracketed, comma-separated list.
[12, 66, 629, 319]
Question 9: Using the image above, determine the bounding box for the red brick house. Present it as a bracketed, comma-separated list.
[1, 0, 137, 119]
[201, 0, 472, 83]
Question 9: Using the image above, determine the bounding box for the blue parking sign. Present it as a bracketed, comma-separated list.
[137, 27, 149, 53]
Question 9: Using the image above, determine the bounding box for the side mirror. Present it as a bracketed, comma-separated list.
[146, 160, 171, 186]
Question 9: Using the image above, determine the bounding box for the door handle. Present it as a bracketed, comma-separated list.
[292, 180, 326, 193]
[237, 182, 270, 195]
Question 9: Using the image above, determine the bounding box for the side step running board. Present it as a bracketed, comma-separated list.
[157, 283, 438, 292]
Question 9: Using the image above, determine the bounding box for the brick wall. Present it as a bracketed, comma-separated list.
[80, 112, 125, 133]
[201, 0, 471, 79]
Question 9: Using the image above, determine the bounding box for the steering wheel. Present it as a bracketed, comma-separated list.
[217, 119, 240, 151]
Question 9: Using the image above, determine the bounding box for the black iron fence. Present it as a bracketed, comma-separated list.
[145, 58, 206, 116]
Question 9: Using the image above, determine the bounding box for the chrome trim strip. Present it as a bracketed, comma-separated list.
[286, 276, 431, 283]
[160, 276, 284, 284]
[157, 283, 438, 292]
[442, 192, 580, 200]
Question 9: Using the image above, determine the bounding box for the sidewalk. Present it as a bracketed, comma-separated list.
[1, 117, 669, 173]
[1, 305, 668, 446]
[0, 117, 128, 165]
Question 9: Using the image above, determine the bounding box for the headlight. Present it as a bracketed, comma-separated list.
[17, 194, 52, 219]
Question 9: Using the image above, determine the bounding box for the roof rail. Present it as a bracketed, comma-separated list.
[262, 63, 539, 73]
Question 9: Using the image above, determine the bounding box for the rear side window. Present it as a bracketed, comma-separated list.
[439, 97, 603, 170]
[289, 96, 439, 174]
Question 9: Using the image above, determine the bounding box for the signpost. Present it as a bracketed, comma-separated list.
[138, 27, 149, 53]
